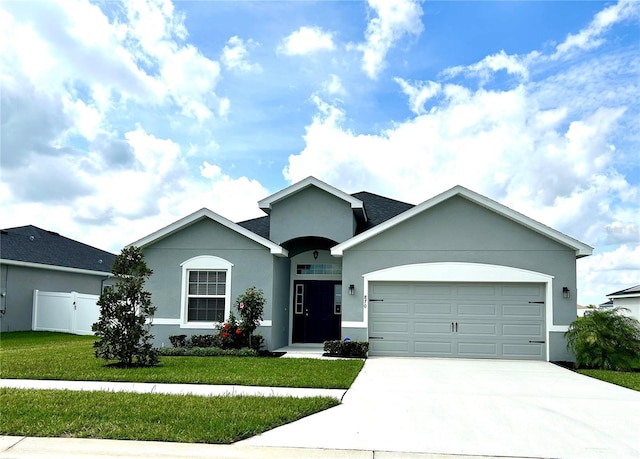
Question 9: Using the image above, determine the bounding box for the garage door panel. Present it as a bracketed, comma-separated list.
[415, 341, 454, 355]
[373, 302, 409, 315]
[502, 323, 544, 338]
[457, 303, 498, 317]
[414, 302, 453, 316]
[415, 321, 452, 335]
[502, 285, 543, 297]
[369, 281, 546, 360]
[502, 304, 543, 319]
[502, 343, 544, 358]
[413, 284, 453, 297]
[458, 323, 498, 336]
[370, 340, 410, 355]
[457, 342, 498, 357]
[457, 285, 497, 296]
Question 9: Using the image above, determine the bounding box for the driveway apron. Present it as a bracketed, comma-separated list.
[239, 358, 640, 458]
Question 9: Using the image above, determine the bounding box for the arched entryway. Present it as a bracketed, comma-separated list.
[284, 237, 342, 344]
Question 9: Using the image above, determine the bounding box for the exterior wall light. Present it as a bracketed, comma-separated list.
[313, 250, 319, 260]
[348, 284, 355, 295]
[562, 287, 570, 299]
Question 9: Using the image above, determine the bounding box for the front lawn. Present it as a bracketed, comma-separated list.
[577, 369, 640, 391]
[0, 332, 364, 389]
[0, 388, 338, 443]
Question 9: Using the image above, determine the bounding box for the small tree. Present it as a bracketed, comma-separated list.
[92, 246, 159, 367]
[565, 307, 640, 371]
[235, 287, 265, 349]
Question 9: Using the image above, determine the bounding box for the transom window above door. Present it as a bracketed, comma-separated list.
[296, 263, 342, 275]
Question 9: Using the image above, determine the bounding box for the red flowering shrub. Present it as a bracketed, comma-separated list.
[214, 287, 266, 350]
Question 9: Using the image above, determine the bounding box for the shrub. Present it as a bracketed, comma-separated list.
[323, 339, 369, 358]
[189, 334, 217, 348]
[168, 335, 188, 348]
[565, 307, 640, 371]
[235, 287, 266, 349]
[158, 347, 257, 357]
[92, 246, 159, 367]
[214, 312, 245, 350]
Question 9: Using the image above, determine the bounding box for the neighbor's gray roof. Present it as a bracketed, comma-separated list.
[607, 285, 640, 297]
[0, 225, 115, 273]
[236, 191, 415, 239]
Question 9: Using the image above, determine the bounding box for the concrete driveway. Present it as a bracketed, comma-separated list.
[240, 358, 640, 458]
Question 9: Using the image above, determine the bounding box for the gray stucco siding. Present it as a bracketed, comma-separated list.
[0, 263, 109, 332]
[142, 219, 278, 337]
[337, 196, 578, 360]
[270, 256, 291, 349]
[269, 186, 356, 244]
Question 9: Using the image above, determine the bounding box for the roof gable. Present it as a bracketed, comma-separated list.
[128, 208, 288, 257]
[258, 176, 367, 222]
[0, 225, 115, 273]
[332, 185, 593, 258]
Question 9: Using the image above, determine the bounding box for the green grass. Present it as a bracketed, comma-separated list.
[0, 332, 364, 389]
[577, 369, 640, 391]
[0, 388, 338, 443]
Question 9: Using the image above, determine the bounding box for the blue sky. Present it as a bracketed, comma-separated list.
[1, 0, 638, 306]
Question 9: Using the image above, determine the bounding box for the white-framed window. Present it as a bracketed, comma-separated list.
[180, 256, 233, 328]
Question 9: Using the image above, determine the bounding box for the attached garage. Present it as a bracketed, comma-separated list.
[368, 281, 546, 360]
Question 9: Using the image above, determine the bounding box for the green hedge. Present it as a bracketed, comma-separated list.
[158, 347, 257, 357]
[323, 340, 369, 358]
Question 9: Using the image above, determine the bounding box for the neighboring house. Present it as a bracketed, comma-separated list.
[604, 286, 640, 321]
[130, 177, 593, 361]
[0, 225, 116, 332]
[576, 304, 593, 317]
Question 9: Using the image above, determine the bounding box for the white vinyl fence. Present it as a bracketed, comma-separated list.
[32, 290, 100, 335]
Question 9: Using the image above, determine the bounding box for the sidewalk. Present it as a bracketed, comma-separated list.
[0, 436, 515, 459]
[0, 378, 346, 400]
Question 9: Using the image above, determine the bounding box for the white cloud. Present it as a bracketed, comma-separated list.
[355, 0, 424, 79]
[324, 74, 346, 96]
[552, 0, 639, 59]
[442, 50, 535, 84]
[279, 26, 335, 56]
[394, 78, 441, 115]
[200, 161, 221, 179]
[221, 36, 262, 73]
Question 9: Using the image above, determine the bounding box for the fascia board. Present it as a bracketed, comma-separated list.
[0, 259, 113, 277]
[128, 208, 288, 257]
[258, 176, 365, 217]
[608, 292, 640, 299]
[332, 185, 593, 258]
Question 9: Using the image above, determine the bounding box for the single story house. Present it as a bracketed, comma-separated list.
[604, 286, 640, 321]
[0, 225, 116, 332]
[130, 177, 593, 361]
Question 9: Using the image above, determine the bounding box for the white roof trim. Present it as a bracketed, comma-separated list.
[332, 185, 593, 258]
[258, 176, 366, 219]
[127, 208, 288, 257]
[0, 259, 113, 277]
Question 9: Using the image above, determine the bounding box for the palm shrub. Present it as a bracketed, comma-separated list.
[92, 246, 159, 367]
[565, 307, 640, 371]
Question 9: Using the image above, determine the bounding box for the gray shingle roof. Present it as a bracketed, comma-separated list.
[607, 285, 640, 297]
[1, 225, 115, 273]
[236, 190, 415, 240]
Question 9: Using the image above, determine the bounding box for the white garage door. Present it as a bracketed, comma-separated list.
[368, 282, 546, 360]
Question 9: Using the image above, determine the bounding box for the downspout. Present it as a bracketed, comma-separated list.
[0, 264, 7, 317]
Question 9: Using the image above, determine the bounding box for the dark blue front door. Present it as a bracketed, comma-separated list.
[293, 281, 341, 343]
